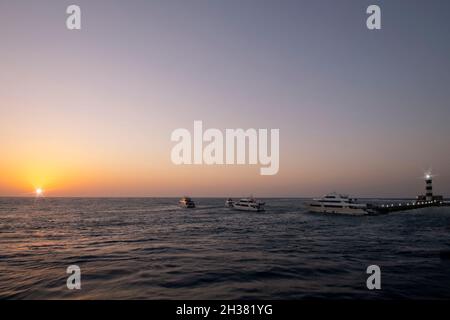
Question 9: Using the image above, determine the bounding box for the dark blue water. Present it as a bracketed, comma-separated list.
[0, 198, 450, 299]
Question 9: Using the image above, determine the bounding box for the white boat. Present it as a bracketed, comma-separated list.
[179, 197, 195, 208]
[307, 193, 370, 216]
[232, 198, 265, 212]
[225, 198, 234, 208]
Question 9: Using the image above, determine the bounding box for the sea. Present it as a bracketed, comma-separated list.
[0, 197, 449, 299]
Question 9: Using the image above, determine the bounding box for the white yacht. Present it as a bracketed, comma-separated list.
[307, 193, 370, 216]
[232, 198, 265, 212]
[179, 197, 196, 208]
[225, 198, 234, 208]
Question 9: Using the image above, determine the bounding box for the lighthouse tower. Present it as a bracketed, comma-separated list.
[425, 173, 433, 201]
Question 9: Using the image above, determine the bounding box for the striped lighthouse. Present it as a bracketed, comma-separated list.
[425, 174, 433, 201]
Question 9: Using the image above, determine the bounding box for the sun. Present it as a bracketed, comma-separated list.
[35, 188, 43, 196]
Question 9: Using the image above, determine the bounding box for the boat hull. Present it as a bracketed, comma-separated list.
[232, 204, 264, 212]
[307, 204, 368, 216]
[179, 202, 195, 208]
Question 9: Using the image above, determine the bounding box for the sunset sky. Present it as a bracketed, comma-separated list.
[1, 0, 449, 197]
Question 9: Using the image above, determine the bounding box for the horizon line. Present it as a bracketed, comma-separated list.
[1, 195, 446, 200]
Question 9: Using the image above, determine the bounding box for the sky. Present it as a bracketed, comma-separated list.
[1, 0, 449, 197]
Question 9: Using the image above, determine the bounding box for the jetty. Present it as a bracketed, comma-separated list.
[370, 172, 448, 214]
[372, 200, 448, 214]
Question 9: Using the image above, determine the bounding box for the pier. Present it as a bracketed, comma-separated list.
[371, 172, 448, 214]
[372, 200, 448, 214]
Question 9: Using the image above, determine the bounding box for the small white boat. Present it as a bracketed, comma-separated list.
[179, 197, 195, 208]
[232, 198, 265, 212]
[225, 198, 234, 208]
[307, 193, 370, 216]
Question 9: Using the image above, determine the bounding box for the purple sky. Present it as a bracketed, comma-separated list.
[1, 0, 449, 197]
